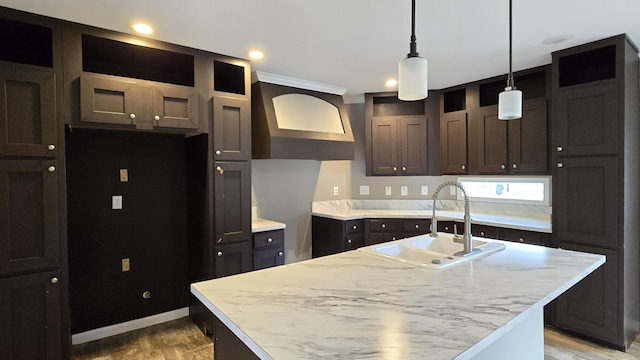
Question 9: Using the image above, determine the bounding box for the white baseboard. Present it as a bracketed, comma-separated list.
[71, 307, 189, 345]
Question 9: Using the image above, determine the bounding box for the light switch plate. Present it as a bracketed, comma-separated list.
[119, 169, 128, 182]
[421, 185, 429, 196]
[333, 186, 339, 196]
[359, 185, 370, 195]
[112, 195, 123, 210]
[385, 186, 392, 196]
[450, 186, 457, 196]
[401, 186, 408, 196]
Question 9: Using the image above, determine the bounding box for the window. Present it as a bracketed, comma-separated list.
[457, 176, 550, 206]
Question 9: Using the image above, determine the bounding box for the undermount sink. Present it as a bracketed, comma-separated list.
[358, 233, 506, 269]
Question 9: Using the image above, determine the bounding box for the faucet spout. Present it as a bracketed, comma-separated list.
[431, 181, 476, 256]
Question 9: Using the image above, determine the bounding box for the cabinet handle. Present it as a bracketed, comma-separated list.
[215, 150, 221, 156]
[216, 166, 224, 174]
[130, 113, 136, 120]
[444, 226, 449, 231]
[352, 225, 357, 230]
[154, 115, 160, 121]
[557, 146, 563, 152]
[381, 224, 386, 228]
[47, 144, 56, 151]
[415, 224, 419, 229]
[217, 251, 223, 257]
[461, 165, 466, 170]
[519, 237, 524, 243]
[267, 238, 273, 243]
[47, 166, 56, 173]
[402, 166, 407, 173]
[347, 239, 352, 244]
[480, 231, 485, 236]
[392, 237, 396, 240]
[500, 164, 506, 170]
[393, 166, 397, 173]
[278, 252, 283, 256]
[51, 277, 58, 284]
[512, 163, 518, 169]
[557, 162, 563, 168]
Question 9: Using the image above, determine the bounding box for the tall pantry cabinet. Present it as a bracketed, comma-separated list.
[551, 34, 639, 350]
[0, 11, 67, 360]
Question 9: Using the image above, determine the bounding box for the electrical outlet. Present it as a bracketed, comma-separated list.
[359, 185, 370, 195]
[421, 185, 429, 196]
[122, 258, 130, 272]
[119, 169, 128, 182]
[112, 195, 123, 210]
[385, 186, 392, 196]
[333, 186, 339, 196]
[401, 186, 408, 196]
[450, 186, 457, 196]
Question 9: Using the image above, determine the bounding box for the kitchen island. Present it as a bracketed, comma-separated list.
[191, 240, 604, 359]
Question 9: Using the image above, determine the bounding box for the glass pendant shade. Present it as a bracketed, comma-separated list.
[498, 88, 522, 120]
[398, 56, 428, 101]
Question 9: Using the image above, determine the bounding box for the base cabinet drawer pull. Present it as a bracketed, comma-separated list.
[501, 164, 506, 170]
[278, 252, 283, 256]
[51, 277, 58, 284]
[268, 238, 273, 243]
[519, 237, 524, 243]
[217, 251, 223, 257]
[480, 231, 485, 236]
[347, 239, 352, 244]
[352, 225, 357, 230]
[415, 224, 419, 229]
[381, 224, 386, 228]
[512, 163, 517, 169]
[216, 166, 224, 174]
[461, 165, 466, 170]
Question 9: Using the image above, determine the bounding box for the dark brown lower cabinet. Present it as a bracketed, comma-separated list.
[0, 270, 61, 360]
[312, 217, 363, 258]
[555, 244, 619, 347]
[252, 229, 285, 270]
[214, 317, 259, 360]
[214, 242, 252, 278]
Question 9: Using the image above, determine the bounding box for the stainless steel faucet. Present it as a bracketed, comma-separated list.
[431, 181, 478, 256]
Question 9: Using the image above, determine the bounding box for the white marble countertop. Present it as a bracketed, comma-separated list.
[192, 242, 604, 359]
[252, 217, 286, 233]
[312, 208, 552, 233]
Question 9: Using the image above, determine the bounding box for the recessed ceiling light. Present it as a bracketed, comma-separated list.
[133, 23, 153, 35]
[249, 50, 264, 60]
[386, 79, 398, 87]
[542, 34, 574, 45]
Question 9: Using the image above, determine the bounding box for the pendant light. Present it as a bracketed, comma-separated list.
[498, 0, 522, 120]
[398, 0, 428, 101]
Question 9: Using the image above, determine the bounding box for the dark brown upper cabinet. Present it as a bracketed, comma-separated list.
[0, 65, 57, 157]
[440, 88, 468, 174]
[212, 97, 251, 161]
[365, 92, 439, 176]
[0, 160, 59, 276]
[475, 98, 548, 174]
[213, 161, 251, 245]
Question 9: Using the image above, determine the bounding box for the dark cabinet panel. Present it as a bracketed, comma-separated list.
[214, 242, 252, 278]
[253, 246, 285, 270]
[0, 160, 59, 276]
[555, 244, 618, 346]
[214, 317, 259, 360]
[499, 228, 549, 246]
[398, 117, 428, 175]
[212, 97, 251, 161]
[476, 105, 508, 174]
[213, 161, 251, 245]
[0, 270, 61, 360]
[80, 75, 142, 126]
[440, 110, 468, 174]
[508, 99, 548, 173]
[471, 224, 499, 239]
[555, 156, 617, 248]
[370, 117, 397, 175]
[556, 81, 618, 156]
[312, 217, 363, 258]
[152, 85, 198, 129]
[0, 66, 57, 157]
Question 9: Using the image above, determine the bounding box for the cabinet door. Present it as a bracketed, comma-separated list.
[0, 270, 61, 360]
[0, 160, 59, 275]
[509, 98, 548, 173]
[345, 234, 364, 251]
[556, 81, 618, 156]
[370, 117, 398, 175]
[214, 242, 252, 278]
[80, 75, 144, 126]
[253, 247, 285, 270]
[0, 66, 57, 157]
[212, 97, 251, 161]
[555, 156, 617, 248]
[476, 105, 508, 174]
[213, 161, 251, 244]
[440, 111, 468, 174]
[312, 216, 348, 258]
[152, 85, 198, 129]
[555, 244, 619, 347]
[398, 116, 428, 175]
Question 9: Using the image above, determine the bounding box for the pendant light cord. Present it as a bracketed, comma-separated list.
[507, 0, 514, 88]
[408, 0, 418, 57]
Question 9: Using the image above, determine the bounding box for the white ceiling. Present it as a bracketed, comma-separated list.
[3, 0, 640, 100]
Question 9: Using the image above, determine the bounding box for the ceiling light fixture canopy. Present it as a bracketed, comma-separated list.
[398, 0, 428, 101]
[498, 0, 522, 120]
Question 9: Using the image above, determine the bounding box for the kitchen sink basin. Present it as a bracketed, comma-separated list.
[358, 233, 506, 269]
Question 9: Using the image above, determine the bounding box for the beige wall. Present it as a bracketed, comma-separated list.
[252, 102, 454, 262]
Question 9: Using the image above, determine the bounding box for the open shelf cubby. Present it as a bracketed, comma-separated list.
[372, 96, 425, 117]
[559, 45, 616, 87]
[213, 60, 245, 95]
[479, 71, 547, 107]
[443, 88, 466, 113]
[82, 34, 195, 87]
[0, 18, 53, 67]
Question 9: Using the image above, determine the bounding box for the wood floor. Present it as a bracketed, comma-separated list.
[71, 317, 640, 360]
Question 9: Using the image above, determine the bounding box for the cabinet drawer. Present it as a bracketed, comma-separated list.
[253, 230, 284, 249]
[344, 234, 364, 251]
[367, 233, 398, 245]
[472, 225, 499, 239]
[437, 221, 463, 234]
[253, 247, 285, 270]
[499, 228, 544, 245]
[345, 219, 364, 235]
[402, 219, 431, 233]
[368, 219, 397, 232]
